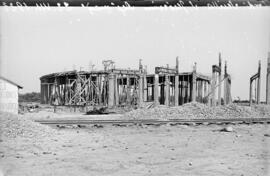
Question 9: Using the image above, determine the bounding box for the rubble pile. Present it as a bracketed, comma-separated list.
[0, 112, 57, 138]
[252, 105, 270, 117]
[125, 102, 269, 120]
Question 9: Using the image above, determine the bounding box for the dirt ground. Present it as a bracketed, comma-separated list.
[1, 121, 270, 176]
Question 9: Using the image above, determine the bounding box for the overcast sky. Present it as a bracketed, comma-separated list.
[0, 6, 269, 101]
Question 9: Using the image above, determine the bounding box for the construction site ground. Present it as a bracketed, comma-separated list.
[1, 103, 270, 176]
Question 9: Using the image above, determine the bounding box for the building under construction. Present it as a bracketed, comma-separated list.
[40, 55, 232, 108]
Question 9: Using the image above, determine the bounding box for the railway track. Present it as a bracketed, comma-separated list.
[35, 118, 270, 126]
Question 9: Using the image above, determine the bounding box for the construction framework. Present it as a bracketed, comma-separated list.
[40, 55, 231, 108]
[249, 61, 261, 105]
[208, 53, 232, 106]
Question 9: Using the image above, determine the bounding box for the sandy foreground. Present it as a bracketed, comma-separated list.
[1, 121, 270, 176]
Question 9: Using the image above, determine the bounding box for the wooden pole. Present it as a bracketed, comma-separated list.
[75, 75, 81, 106]
[64, 77, 68, 105]
[181, 75, 184, 105]
[98, 75, 102, 105]
[47, 83, 50, 104]
[126, 75, 131, 106]
[151, 81, 154, 101]
[154, 74, 159, 106]
[185, 75, 188, 103]
[160, 77, 164, 104]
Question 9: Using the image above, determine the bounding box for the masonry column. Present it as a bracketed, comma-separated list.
[223, 61, 227, 105]
[174, 75, 179, 106]
[198, 80, 203, 102]
[46, 83, 49, 104]
[211, 66, 216, 107]
[249, 78, 253, 106]
[108, 73, 115, 108]
[165, 74, 170, 106]
[138, 74, 144, 107]
[218, 53, 222, 106]
[227, 77, 232, 103]
[257, 61, 261, 104]
[174, 57, 179, 106]
[267, 53, 270, 104]
[207, 81, 211, 106]
[191, 67, 197, 102]
[223, 77, 227, 105]
[40, 83, 43, 104]
[114, 74, 119, 106]
[154, 74, 159, 106]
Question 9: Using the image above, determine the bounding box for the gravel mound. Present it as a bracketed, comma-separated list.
[124, 102, 269, 120]
[0, 112, 57, 138]
[252, 105, 270, 117]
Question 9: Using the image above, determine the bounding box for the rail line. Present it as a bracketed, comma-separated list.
[35, 118, 270, 126]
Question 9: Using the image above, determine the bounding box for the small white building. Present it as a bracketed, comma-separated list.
[0, 76, 23, 114]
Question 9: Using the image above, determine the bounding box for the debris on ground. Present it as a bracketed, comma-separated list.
[140, 102, 155, 109]
[124, 102, 270, 120]
[86, 106, 109, 115]
[222, 126, 234, 132]
[0, 112, 57, 138]
[19, 102, 40, 114]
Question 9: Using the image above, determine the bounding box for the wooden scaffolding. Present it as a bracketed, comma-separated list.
[40, 55, 231, 108]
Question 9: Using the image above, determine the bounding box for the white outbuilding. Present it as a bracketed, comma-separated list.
[0, 76, 23, 114]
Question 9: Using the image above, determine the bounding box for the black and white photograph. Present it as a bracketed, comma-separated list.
[0, 1, 270, 176]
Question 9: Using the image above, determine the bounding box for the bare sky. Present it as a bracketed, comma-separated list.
[0, 7, 269, 101]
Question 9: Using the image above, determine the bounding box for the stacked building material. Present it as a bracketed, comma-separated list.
[125, 102, 270, 120]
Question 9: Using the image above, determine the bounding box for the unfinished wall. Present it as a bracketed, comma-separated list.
[0, 79, 19, 114]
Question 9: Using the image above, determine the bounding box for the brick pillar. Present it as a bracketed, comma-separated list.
[165, 75, 170, 106]
[211, 68, 216, 107]
[191, 72, 197, 102]
[249, 78, 253, 106]
[218, 53, 222, 106]
[108, 73, 115, 108]
[267, 53, 270, 104]
[138, 74, 143, 107]
[114, 74, 119, 106]
[154, 74, 159, 106]
[174, 75, 179, 106]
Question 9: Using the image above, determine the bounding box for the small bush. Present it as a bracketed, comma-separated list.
[19, 92, 41, 103]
